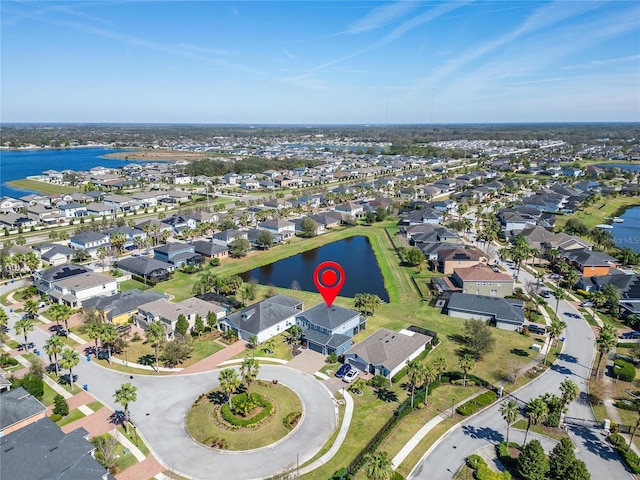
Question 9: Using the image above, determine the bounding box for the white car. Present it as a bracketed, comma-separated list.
[343, 369, 360, 383]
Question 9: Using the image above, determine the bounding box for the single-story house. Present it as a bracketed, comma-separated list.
[344, 328, 432, 378]
[446, 292, 524, 331]
[192, 240, 229, 259]
[117, 256, 174, 283]
[83, 289, 168, 325]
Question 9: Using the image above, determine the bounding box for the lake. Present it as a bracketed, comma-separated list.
[612, 205, 640, 253]
[594, 163, 640, 172]
[0, 147, 138, 198]
[240, 236, 389, 302]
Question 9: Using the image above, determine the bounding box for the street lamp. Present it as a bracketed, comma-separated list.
[451, 398, 455, 417]
[124, 349, 128, 367]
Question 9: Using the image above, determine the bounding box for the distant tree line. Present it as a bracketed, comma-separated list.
[183, 156, 322, 177]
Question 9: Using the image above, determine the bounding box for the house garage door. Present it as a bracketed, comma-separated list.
[348, 357, 368, 372]
[307, 341, 324, 354]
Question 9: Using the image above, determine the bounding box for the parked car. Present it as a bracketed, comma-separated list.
[527, 325, 547, 335]
[580, 301, 594, 308]
[343, 369, 360, 383]
[56, 329, 68, 337]
[97, 351, 110, 360]
[541, 290, 552, 298]
[563, 312, 581, 319]
[620, 331, 640, 340]
[335, 363, 351, 378]
[550, 273, 561, 280]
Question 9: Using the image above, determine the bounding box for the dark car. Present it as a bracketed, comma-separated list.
[620, 331, 640, 340]
[57, 329, 68, 337]
[335, 363, 351, 378]
[527, 325, 547, 335]
[97, 351, 110, 360]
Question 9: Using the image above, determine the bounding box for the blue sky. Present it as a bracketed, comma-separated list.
[1, 1, 639, 124]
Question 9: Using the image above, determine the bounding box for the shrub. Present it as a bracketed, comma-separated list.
[53, 394, 69, 416]
[614, 359, 636, 382]
[614, 399, 638, 411]
[204, 436, 229, 449]
[609, 434, 640, 474]
[283, 412, 301, 430]
[457, 391, 497, 416]
[467, 454, 485, 470]
[331, 468, 348, 479]
[49, 413, 62, 422]
[220, 393, 273, 428]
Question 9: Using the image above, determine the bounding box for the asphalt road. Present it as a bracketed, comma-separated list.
[4, 301, 337, 480]
[409, 240, 634, 479]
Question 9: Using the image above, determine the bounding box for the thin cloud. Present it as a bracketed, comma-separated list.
[344, 1, 418, 35]
[563, 54, 640, 70]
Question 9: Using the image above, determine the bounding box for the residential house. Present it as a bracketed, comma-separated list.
[131, 191, 169, 207]
[33, 243, 74, 266]
[334, 202, 364, 222]
[400, 208, 443, 226]
[308, 214, 341, 229]
[154, 242, 202, 267]
[437, 247, 486, 274]
[290, 217, 325, 236]
[0, 386, 47, 436]
[69, 231, 110, 254]
[0, 212, 39, 230]
[117, 256, 174, 283]
[0, 197, 25, 214]
[58, 202, 88, 219]
[1, 417, 111, 479]
[561, 248, 618, 277]
[344, 328, 432, 378]
[36, 267, 118, 307]
[25, 204, 63, 225]
[103, 194, 140, 212]
[258, 219, 295, 241]
[86, 203, 117, 218]
[450, 264, 514, 297]
[296, 303, 365, 356]
[218, 295, 303, 343]
[241, 178, 260, 190]
[211, 229, 248, 246]
[163, 190, 191, 204]
[104, 226, 147, 249]
[193, 240, 229, 259]
[446, 292, 524, 331]
[83, 289, 167, 325]
[163, 215, 197, 235]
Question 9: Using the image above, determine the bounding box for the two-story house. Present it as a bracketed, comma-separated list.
[153, 242, 202, 267]
[295, 303, 365, 356]
[36, 266, 118, 307]
[257, 219, 295, 242]
[69, 232, 110, 254]
[450, 264, 514, 297]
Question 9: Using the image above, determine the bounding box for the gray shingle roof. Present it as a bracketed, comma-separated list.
[117, 257, 173, 276]
[346, 328, 431, 372]
[223, 295, 302, 336]
[0, 417, 110, 480]
[83, 289, 167, 320]
[295, 303, 360, 331]
[447, 292, 524, 325]
[0, 387, 46, 431]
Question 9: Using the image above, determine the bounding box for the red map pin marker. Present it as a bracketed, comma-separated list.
[313, 261, 345, 307]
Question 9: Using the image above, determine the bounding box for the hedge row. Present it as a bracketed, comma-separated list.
[457, 390, 497, 416]
[609, 433, 640, 474]
[220, 393, 272, 428]
[391, 346, 433, 384]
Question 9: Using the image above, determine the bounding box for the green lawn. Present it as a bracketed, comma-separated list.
[512, 419, 568, 441]
[47, 373, 83, 395]
[117, 425, 151, 457]
[87, 401, 103, 412]
[554, 195, 640, 230]
[186, 381, 302, 450]
[41, 383, 58, 406]
[56, 408, 86, 427]
[7, 178, 79, 195]
[119, 279, 149, 292]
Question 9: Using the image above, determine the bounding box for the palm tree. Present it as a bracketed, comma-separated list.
[99, 323, 118, 361]
[114, 383, 137, 434]
[596, 324, 617, 376]
[554, 289, 567, 320]
[433, 356, 447, 381]
[406, 359, 426, 408]
[565, 268, 580, 291]
[86, 322, 102, 356]
[49, 304, 72, 330]
[459, 354, 475, 387]
[14, 317, 35, 351]
[59, 348, 80, 390]
[422, 364, 437, 404]
[524, 397, 548, 445]
[559, 379, 579, 408]
[629, 416, 640, 452]
[219, 368, 241, 408]
[602, 284, 621, 315]
[368, 294, 382, 316]
[145, 320, 165, 373]
[240, 357, 260, 392]
[591, 290, 606, 316]
[545, 319, 567, 364]
[363, 451, 393, 480]
[24, 299, 39, 319]
[499, 400, 519, 447]
[44, 334, 64, 377]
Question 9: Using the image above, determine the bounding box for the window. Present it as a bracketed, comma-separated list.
[491, 290, 497, 296]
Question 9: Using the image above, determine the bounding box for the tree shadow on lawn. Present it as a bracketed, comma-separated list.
[375, 388, 398, 403]
[510, 348, 529, 357]
[448, 333, 467, 345]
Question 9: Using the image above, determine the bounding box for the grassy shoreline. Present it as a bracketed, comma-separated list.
[6, 178, 79, 195]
